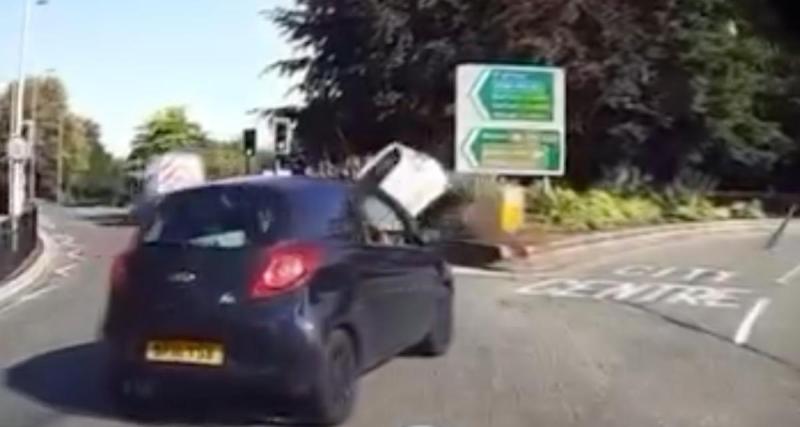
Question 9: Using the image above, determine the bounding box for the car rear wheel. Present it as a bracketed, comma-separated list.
[307, 330, 358, 425]
[412, 289, 453, 356]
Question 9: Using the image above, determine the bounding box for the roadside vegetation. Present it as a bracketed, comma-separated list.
[271, 0, 800, 193]
[0, 80, 246, 206]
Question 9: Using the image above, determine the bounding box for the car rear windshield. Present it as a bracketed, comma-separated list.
[140, 186, 277, 249]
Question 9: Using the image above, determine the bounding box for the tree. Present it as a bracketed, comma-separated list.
[672, 0, 791, 189]
[270, 0, 685, 182]
[270, 0, 800, 189]
[127, 107, 206, 165]
[0, 75, 99, 200]
[72, 119, 124, 203]
[198, 139, 246, 180]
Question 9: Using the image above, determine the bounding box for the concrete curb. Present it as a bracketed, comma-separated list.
[497, 219, 782, 261]
[0, 229, 56, 308]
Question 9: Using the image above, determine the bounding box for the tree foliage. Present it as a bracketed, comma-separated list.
[196, 139, 247, 180]
[271, 0, 800, 190]
[127, 106, 206, 165]
[0, 76, 112, 200]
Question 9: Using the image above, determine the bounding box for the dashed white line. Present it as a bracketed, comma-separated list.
[66, 249, 83, 261]
[734, 297, 771, 346]
[777, 263, 800, 285]
[54, 263, 79, 278]
[54, 234, 76, 247]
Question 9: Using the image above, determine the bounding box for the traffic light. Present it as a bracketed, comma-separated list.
[20, 120, 34, 142]
[274, 121, 290, 155]
[243, 128, 256, 157]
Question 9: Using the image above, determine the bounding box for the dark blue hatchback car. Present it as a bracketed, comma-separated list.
[101, 176, 454, 425]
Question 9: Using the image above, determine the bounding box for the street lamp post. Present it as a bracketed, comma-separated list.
[7, 0, 47, 250]
[12, 0, 35, 139]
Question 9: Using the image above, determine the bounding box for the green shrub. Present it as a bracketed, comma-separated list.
[526, 184, 743, 232]
[730, 199, 766, 219]
[527, 187, 664, 232]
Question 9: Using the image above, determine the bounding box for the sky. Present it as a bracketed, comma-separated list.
[0, 0, 301, 157]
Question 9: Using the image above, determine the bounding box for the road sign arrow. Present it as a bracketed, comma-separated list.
[471, 68, 555, 122]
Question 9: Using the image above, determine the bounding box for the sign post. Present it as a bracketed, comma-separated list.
[456, 64, 566, 233]
[7, 135, 31, 251]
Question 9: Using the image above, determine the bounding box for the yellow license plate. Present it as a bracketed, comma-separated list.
[145, 340, 225, 366]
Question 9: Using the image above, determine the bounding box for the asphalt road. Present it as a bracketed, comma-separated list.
[2, 204, 800, 426]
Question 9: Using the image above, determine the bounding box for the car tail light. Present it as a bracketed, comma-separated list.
[110, 253, 130, 291]
[110, 231, 139, 291]
[250, 242, 322, 299]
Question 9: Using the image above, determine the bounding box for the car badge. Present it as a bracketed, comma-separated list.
[167, 271, 196, 284]
[219, 292, 237, 305]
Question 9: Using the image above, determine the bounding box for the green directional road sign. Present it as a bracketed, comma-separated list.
[463, 128, 562, 173]
[474, 69, 554, 121]
[456, 64, 565, 175]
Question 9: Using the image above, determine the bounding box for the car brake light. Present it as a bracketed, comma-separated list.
[250, 242, 321, 299]
[110, 253, 130, 291]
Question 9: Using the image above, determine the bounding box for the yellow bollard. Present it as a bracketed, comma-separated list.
[499, 184, 525, 233]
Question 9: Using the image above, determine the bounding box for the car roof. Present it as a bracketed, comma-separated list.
[201, 176, 352, 198]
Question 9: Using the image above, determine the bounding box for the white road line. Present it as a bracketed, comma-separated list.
[39, 216, 55, 230]
[54, 234, 75, 247]
[777, 263, 800, 285]
[734, 297, 771, 346]
[19, 285, 55, 302]
[54, 263, 78, 278]
[452, 267, 520, 280]
[66, 249, 83, 261]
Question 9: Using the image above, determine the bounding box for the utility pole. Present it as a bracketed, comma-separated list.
[7, 0, 48, 246]
[13, 0, 33, 140]
[28, 78, 39, 200]
[7, 0, 34, 252]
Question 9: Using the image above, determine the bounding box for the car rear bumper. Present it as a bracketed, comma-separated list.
[106, 302, 326, 400]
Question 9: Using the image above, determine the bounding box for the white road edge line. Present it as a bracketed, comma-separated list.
[451, 266, 519, 279]
[54, 263, 78, 278]
[39, 216, 55, 231]
[777, 263, 800, 285]
[734, 297, 771, 346]
[19, 285, 55, 302]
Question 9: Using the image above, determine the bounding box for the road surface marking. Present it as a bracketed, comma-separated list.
[613, 265, 736, 283]
[452, 266, 521, 279]
[54, 263, 78, 278]
[776, 263, 800, 285]
[19, 285, 56, 302]
[66, 249, 83, 261]
[517, 277, 754, 309]
[734, 297, 771, 345]
[54, 233, 76, 247]
[39, 216, 55, 230]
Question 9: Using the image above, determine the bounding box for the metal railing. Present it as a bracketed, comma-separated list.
[0, 206, 38, 283]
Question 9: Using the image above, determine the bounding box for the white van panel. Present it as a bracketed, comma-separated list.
[357, 143, 449, 217]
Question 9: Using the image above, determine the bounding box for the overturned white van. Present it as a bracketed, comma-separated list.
[131, 151, 206, 224]
[356, 142, 449, 218]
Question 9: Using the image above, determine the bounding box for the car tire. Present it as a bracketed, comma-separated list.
[307, 330, 359, 426]
[413, 288, 453, 357]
